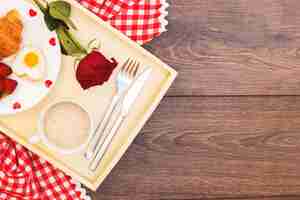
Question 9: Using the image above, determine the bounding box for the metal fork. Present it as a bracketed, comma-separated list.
[84, 58, 139, 160]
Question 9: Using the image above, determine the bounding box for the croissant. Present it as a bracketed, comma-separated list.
[0, 10, 23, 59]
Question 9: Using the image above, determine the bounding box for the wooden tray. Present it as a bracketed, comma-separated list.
[0, 0, 177, 190]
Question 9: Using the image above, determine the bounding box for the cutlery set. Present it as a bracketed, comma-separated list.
[85, 59, 152, 171]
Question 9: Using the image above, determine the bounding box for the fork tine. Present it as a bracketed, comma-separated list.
[132, 62, 140, 77]
[126, 60, 136, 78]
[120, 59, 140, 79]
[121, 58, 130, 73]
[129, 61, 139, 78]
[128, 60, 137, 76]
[125, 59, 135, 76]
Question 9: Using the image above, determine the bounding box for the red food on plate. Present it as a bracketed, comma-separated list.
[2, 78, 18, 95]
[76, 50, 118, 90]
[0, 79, 4, 92]
[0, 63, 18, 98]
[0, 63, 13, 79]
[13, 102, 21, 110]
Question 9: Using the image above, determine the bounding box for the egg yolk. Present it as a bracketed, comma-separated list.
[24, 52, 39, 68]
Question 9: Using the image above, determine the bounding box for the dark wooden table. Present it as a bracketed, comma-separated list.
[90, 0, 300, 199]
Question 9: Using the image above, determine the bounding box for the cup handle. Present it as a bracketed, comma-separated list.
[29, 133, 42, 144]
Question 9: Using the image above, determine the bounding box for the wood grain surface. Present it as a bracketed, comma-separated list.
[145, 0, 300, 96]
[91, 0, 300, 199]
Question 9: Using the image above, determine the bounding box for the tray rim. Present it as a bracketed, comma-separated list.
[0, 0, 177, 191]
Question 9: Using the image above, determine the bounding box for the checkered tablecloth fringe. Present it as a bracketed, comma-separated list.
[158, 0, 169, 33]
[70, 179, 91, 200]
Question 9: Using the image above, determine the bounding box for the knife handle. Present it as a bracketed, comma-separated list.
[85, 95, 120, 160]
[89, 115, 125, 171]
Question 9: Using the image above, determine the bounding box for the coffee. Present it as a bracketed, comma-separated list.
[43, 102, 91, 149]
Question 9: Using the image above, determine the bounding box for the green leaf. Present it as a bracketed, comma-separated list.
[33, 0, 85, 56]
[66, 30, 87, 54]
[44, 13, 60, 31]
[33, 0, 59, 31]
[56, 26, 86, 56]
[49, 1, 77, 30]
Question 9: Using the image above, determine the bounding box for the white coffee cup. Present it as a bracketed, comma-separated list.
[29, 100, 94, 155]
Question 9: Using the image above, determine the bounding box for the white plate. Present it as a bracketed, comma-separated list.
[0, 0, 61, 115]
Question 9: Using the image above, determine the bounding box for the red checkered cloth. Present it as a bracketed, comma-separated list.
[77, 0, 169, 44]
[0, 133, 89, 200]
[0, 0, 168, 199]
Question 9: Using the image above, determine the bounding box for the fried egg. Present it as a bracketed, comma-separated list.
[13, 46, 45, 81]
